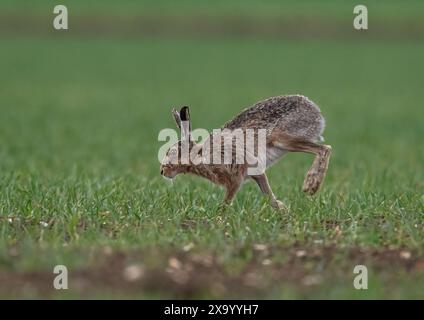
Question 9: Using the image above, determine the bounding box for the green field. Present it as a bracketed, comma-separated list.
[0, 1, 423, 299]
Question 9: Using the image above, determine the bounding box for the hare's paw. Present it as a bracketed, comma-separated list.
[218, 201, 232, 212]
[272, 200, 288, 212]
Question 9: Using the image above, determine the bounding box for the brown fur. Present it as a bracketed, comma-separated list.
[161, 95, 332, 210]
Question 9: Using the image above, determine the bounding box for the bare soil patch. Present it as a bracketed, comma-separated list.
[1, 245, 422, 298]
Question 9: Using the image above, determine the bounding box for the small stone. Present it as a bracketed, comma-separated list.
[302, 275, 322, 286]
[183, 243, 194, 252]
[253, 244, 268, 251]
[334, 226, 342, 237]
[168, 257, 182, 270]
[123, 264, 144, 282]
[296, 250, 307, 257]
[262, 259, 272, 266]
[400, 251, 411, 260]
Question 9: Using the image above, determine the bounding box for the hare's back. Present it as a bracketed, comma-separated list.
[223, 95, 325, 142]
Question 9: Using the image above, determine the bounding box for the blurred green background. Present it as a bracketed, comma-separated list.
[0, 1, 423, 299]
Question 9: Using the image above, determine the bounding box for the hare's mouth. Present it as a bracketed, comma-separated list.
[161, 169, 177, 180]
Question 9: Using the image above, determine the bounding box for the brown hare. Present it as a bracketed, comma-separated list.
[160, 95, 332, 210]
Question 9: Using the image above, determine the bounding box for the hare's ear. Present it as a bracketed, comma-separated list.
[171, 107, 181, 129]
[180, 106, 191, 140]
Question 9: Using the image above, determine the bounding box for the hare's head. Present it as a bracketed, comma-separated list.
[160, 106, 196, 179]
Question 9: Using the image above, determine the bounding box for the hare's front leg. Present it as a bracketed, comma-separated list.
[223, 181, 241, 205]
[252, 174, 286, 210]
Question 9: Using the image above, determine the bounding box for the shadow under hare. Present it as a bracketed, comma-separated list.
[160, 95, 332, 210]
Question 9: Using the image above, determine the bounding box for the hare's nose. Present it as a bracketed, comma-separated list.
[160, 170, 164, 175]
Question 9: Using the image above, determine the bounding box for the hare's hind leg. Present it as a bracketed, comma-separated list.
[252, 174, 287, 210]
[302, 144, 331, 195]
[281, 139, 332, 195]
